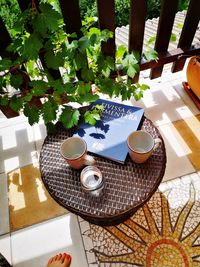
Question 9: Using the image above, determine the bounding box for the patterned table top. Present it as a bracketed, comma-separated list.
[39, 117, 166, 226]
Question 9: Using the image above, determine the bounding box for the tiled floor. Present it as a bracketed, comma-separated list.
[80, 172, 200, 266]
[0, 67, 200, 266]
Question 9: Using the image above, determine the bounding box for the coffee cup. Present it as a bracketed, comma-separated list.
[127, 130, 162, 163]
[60, 137, 95, 169]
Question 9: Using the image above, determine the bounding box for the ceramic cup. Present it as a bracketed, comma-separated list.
[127, 130, 162, 163]
[60, 137, 95, 169]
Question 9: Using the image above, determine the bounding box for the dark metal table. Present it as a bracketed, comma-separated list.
[39, 117, 166, 226]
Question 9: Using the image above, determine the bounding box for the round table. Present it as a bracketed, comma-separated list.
[39, 117, 166, 226]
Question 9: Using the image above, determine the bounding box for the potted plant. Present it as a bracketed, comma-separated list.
[186, 55, 200, 100]
[0, 2, 157, 133]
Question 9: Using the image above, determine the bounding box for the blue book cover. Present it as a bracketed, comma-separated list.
[74, 99, 144, 164]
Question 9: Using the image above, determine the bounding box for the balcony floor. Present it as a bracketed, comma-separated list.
[0, 66, 200, 267]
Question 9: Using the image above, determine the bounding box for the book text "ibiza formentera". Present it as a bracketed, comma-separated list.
[92, 102, 139, 121]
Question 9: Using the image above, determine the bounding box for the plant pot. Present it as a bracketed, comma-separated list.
[186, 55, 200, 100]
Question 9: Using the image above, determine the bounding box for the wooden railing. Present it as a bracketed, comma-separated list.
[0, 0, 200, 118]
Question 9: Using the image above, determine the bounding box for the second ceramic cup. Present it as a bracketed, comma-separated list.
[60, 137, 95, 169]
[127, 130, 162, 163]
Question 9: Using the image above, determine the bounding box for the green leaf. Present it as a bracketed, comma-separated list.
[7, 38, 23, 54]
[127, 65, 137, 78]
[63, 83, 76, 94]
[122, 53, 138, 68]
[132, 51, 140, 62]
[0, 96, 9, 106]
[60, 107, 80, 129]
[67, 32, 77, 39]
[143, 49, 158, 62]
[78, 36, 90, 52]
[9, 96, 23, 112]
[42, 100, 57, 124]
[24, 104, 40, 125]
[97, 77, 115, 96]
[177, 23, 183, 29]
[67, 40, 78, 51]
[84, 110, 100, 125]
[106, 56, 115, 70]
[10, 75, 23, 89]
[95, 104, 104, 111]
[140, 84, 150, 90]
[33, 13, 48, 35]
[49, 79, 65, 94]
[73, 53, 84, 70]
[134, 91, 144, 101]
[26, 60, 35, 76]
[102, 66, 110, 78]
[38, 3, 63, 32]
[90, 33, 97, 46]
[86, 27, 101, 41]
[170, 32, 176, 43]
[23, 94, 33, 102]
[146, 36, 156, 46]
[46, 122, 56, 134]
[81, 68, 94, 82]
[76, 82, 91, 95]
[101, 29, 113, 41]
[23, 33, 43, 60]
[29, 80, 48, 96]
[0, 59, 12, 71]
[78, 93, 99, 104]
[120, 88, 127, 101]
[44, 50, 64, 69]
[116, 45, 127, 59]
[82, 16, 98, 27]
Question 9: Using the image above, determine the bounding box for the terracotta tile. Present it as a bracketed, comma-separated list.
[173, 115, 200, 170]
[172, 82, 200, 116]
[8, 164, 67, 231]
[158, 124, 195, 181]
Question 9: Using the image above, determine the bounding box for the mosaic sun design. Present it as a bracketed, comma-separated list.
[80, 176, 200, 267]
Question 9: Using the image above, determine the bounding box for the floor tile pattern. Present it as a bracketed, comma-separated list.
[173, 115, 200, 171]
[79, 173, 200, 267]
[8, 164, 67, 231]
[0, 72, 200, 266]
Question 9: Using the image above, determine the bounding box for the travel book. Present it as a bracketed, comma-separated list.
[73, 99, 144, 164]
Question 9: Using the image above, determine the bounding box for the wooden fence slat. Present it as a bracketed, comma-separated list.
[129, 0, 147, 54]
[171, 0, 200, 73]
[59, 0, 85, 81]
[0, 17, 20, 117]
[0, 17, 12, 58]
[150, 0, 179, 79]
[59, 0, 82, 37]
[97, 0, 115, 57]
[140, 43, 200, 71]
[17, 0, 38, 11]
[128, 0, 147, 82]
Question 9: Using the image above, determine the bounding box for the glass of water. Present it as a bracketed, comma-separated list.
[80, 166, 104, 197]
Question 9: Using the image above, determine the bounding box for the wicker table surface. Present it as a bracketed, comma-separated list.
[40, 117, 166, 226]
